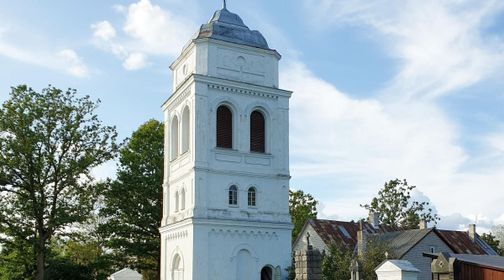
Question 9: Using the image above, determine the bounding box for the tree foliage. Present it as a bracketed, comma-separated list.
[321, 243, 352, 280]
[361, 179, 439, 229]
[360, 238, 396, 280]
[0, 85, 118, 280]
[0, 239, 35, 280]
[481, 233, 503, 256]
[289, 190, 318, 240]
[99, 119, 164, 279]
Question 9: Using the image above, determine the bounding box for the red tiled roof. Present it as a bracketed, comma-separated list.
[302, 219, 497, 257]
[308, 219, 400, 249]
[436, 230, 488, 255]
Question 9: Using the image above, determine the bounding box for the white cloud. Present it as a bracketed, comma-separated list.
[91, 21, 116, 41]
[283, 58, 504, 228]
[122, 52, 148, 70]
[91, 20, 128, 60]
[57, 49, 89, 78]
[486, 133, 504, 155]
[123, 0, 194, 56]
[303, 0, 504, 100]
[0, 36, 89, 78]
[91, 0, 195, 70]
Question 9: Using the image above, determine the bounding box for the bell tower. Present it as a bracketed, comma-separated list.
[160, 3, 293, 280]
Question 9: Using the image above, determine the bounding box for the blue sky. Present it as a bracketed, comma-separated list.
[1, 0, 503, 232]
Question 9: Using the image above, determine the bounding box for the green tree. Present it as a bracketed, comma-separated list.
[360, 238, 396, 280]
[0, 85, 118, 280]
[43, 238, 111, 280]
[289, 190, 318, 240]
[99, 120, 163, 279]
[0, 238, 35, 280]
[321, 243, 352, 280]
[361, 179, 439, 229]
[481, 233, 503, 256]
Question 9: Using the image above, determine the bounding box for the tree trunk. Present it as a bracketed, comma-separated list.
[36, 233, 46, 280]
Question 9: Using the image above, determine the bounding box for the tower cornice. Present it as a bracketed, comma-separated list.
[162, 74, 292, 111]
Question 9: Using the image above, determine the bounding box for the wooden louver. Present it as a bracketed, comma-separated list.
[216, 106, 233, 149]
[250, 111, 265, 153]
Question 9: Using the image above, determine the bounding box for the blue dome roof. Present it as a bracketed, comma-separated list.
[196, 8, 270, 50]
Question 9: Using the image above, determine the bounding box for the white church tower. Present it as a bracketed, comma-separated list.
[160, 2, 293, 279]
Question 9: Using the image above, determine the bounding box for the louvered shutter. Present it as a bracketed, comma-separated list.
[216, 106, 233, 148]
[250, 111, 265, 153]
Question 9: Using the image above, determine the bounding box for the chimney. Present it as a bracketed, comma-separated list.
[357, 221, 367, 257]
[368, 211, 380, 229]
[469, 224, 476, 242]
[419, 219, 428, 230]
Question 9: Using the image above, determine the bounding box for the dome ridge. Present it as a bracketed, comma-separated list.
[195, 7, 270, 50]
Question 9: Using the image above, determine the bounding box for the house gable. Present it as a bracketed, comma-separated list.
[401, 231, 454, 280]
[293, 222, 328, 253]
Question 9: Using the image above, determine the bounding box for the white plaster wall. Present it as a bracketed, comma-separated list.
[172, 39, 280, 90]
[195, 221, 292, 280]
[161, 33, 292, 280]
[160, 221, 194, 280]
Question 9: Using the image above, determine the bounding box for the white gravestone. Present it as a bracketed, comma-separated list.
[108, 268, 142, 280]
[375, 260, 419, 280]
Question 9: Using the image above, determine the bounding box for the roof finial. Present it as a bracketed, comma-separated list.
[223, 0, 227, 10]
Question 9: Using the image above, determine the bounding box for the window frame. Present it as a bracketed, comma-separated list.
[228, 185, 238, 206]
[216, 105, 233, 149]
[250, 110, 266, 153]
[248, 187, 257, 207]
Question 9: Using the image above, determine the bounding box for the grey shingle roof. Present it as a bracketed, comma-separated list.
[378, 228, 434, 258]
[453, 254, 504, 270]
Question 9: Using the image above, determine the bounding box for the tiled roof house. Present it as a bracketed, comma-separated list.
[293, 215, 498, 280]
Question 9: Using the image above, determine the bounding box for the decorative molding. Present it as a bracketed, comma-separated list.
[209, 228, 279, 240]
[167, 87, 192, 111]
[208, 84, 278, 100]
[166, 230, 189, 241]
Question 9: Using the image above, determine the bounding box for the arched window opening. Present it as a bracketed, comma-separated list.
[216, 105, 233, 149]
[261, 266, 273, 280]
[250, 110, 265, 153]
[181, 106, 190, 154]
[175, 191, 179, 213]
[229, 185, 238, 206]
[248, 187, 256, 207]
[181, 189, 186, 210]
[172, 254, 184, 280]
[170, 116, 179, 160]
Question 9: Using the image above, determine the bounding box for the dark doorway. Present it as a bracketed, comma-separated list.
[261, 266, 273, 280]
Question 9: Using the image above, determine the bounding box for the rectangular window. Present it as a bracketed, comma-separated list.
[248, 188, 256, 207]
[229, 186, 238, 206]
